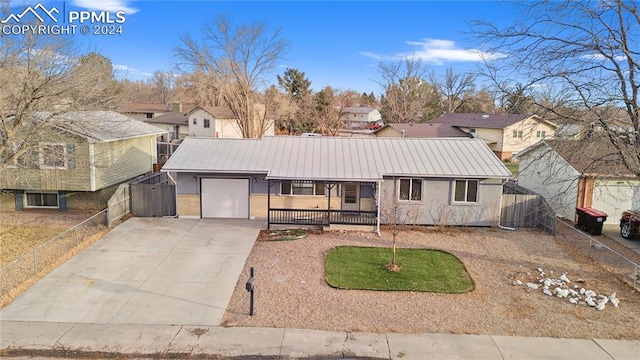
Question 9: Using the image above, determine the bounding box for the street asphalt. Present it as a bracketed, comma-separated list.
[1, 217, 639, 359]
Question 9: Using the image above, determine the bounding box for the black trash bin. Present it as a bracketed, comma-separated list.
[575, 207, 608, 235]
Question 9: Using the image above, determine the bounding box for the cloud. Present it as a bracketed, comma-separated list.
[72, 1, 139, 14]
[583, 53, 626, 61]
[361, 38, 505, 64]
[113, 64, 153, 79]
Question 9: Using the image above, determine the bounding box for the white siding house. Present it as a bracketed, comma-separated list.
[517, 139, 639, 224]
[187, 106, 275, 138]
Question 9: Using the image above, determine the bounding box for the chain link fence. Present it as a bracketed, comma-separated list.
[557, 220, 639, 290]
[0, 210, 108, 302]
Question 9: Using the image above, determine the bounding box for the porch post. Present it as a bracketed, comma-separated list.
[267, 179, 271, 230]
[327, 183, 331, 226]
[376, 181, 382, 236]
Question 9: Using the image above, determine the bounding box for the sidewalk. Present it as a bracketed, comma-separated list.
[2, 321, 639, 359]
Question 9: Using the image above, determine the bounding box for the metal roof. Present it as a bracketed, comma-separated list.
[162, 136, 512, 181]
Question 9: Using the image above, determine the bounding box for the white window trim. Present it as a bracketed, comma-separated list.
[452, 179, 480, 204]
[397, 178, 423, 202]
[39, 142, 67, 170]
[280, 181, 326, 196]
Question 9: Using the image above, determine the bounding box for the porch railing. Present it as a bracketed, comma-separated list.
[269, 208, 377, 227]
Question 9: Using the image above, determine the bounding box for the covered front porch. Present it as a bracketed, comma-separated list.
[265, 180, 380, 230]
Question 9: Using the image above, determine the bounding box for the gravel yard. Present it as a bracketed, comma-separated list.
[221, 226, 640, 340]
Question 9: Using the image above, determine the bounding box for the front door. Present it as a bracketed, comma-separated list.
[341, 183, 360, 211]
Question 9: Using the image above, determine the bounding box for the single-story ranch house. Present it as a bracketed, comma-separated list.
[161, 136, 512, 231]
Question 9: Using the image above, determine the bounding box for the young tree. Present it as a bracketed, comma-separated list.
[379, 187, 420, 272]
[174, 15, 289, 138]
[473, 0, 640, 176]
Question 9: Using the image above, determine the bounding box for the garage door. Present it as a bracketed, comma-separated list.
[591, 184, 636, 225]
[201, 178, 249, 218]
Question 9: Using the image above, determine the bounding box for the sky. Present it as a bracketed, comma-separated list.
[2, 0, 519, 96]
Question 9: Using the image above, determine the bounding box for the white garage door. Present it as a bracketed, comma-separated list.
[591, 184, 636, 225]
[201, 178, 249, 218]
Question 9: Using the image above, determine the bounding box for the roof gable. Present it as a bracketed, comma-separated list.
[162, 136, 512, 181]
[342, 107, 378, 114]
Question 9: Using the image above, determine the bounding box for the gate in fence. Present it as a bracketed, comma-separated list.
[130, 172, 176, 217]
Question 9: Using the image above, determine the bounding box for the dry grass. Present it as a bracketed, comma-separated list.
[0, 209, 110, 308]
[222, 226, 640, 339]
[0, 209, 99, 265]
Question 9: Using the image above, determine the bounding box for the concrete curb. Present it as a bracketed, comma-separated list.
[2, 321, 640, 359]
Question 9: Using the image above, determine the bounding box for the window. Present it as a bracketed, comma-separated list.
[512, 130, 523, 138]
[192, 118, 197, 125]
[468, 128, 476, 133]
[39, 143, 67, 169]
[536, 130, 546, 138]
[280, 181, 325, 196]
[204, 119, 210, 128]
[454, 180, 479, 203]
[146, 113, 153, 119]
[398, 178, 422, 201]
[25, 192, 58, 208]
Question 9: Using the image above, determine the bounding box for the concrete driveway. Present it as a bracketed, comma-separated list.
[0, 217, 262, 326]
[602, 224, 640, 255]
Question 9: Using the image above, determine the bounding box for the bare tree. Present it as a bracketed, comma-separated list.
[379, 187, 421, 272]
[173, 72, 223, 107]
[472, 0, 640, 176]
[377, 59, 440, 123]
[430, 67, 476, 114]
[150, 71, 175, 104]
[174, 15, 289, 138]
[0, 16, 123, 169]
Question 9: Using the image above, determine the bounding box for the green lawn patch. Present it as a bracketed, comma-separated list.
[505, 162, 519, 175]
[325, 246, 474, 293]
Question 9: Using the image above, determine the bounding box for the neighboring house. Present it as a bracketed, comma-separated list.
[161, 136, 512, 230]
[144, 111, 189, 141]
[516, 139, 640, 224]
[341, 107, 382, 129]
[187, 106, 275, 138]
[120, 103, 173, 121]
[0, 111, 166, 211]
[430, 113, 558, 161]
[374, 122, 469, 138]
[556, 119, 635, 140]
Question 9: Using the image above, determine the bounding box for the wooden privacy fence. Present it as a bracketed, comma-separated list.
[130, 172, 176, 217]
[501, 183, 557, 235]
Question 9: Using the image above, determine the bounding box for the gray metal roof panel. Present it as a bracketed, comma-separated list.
[162, 136, 512, 180]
